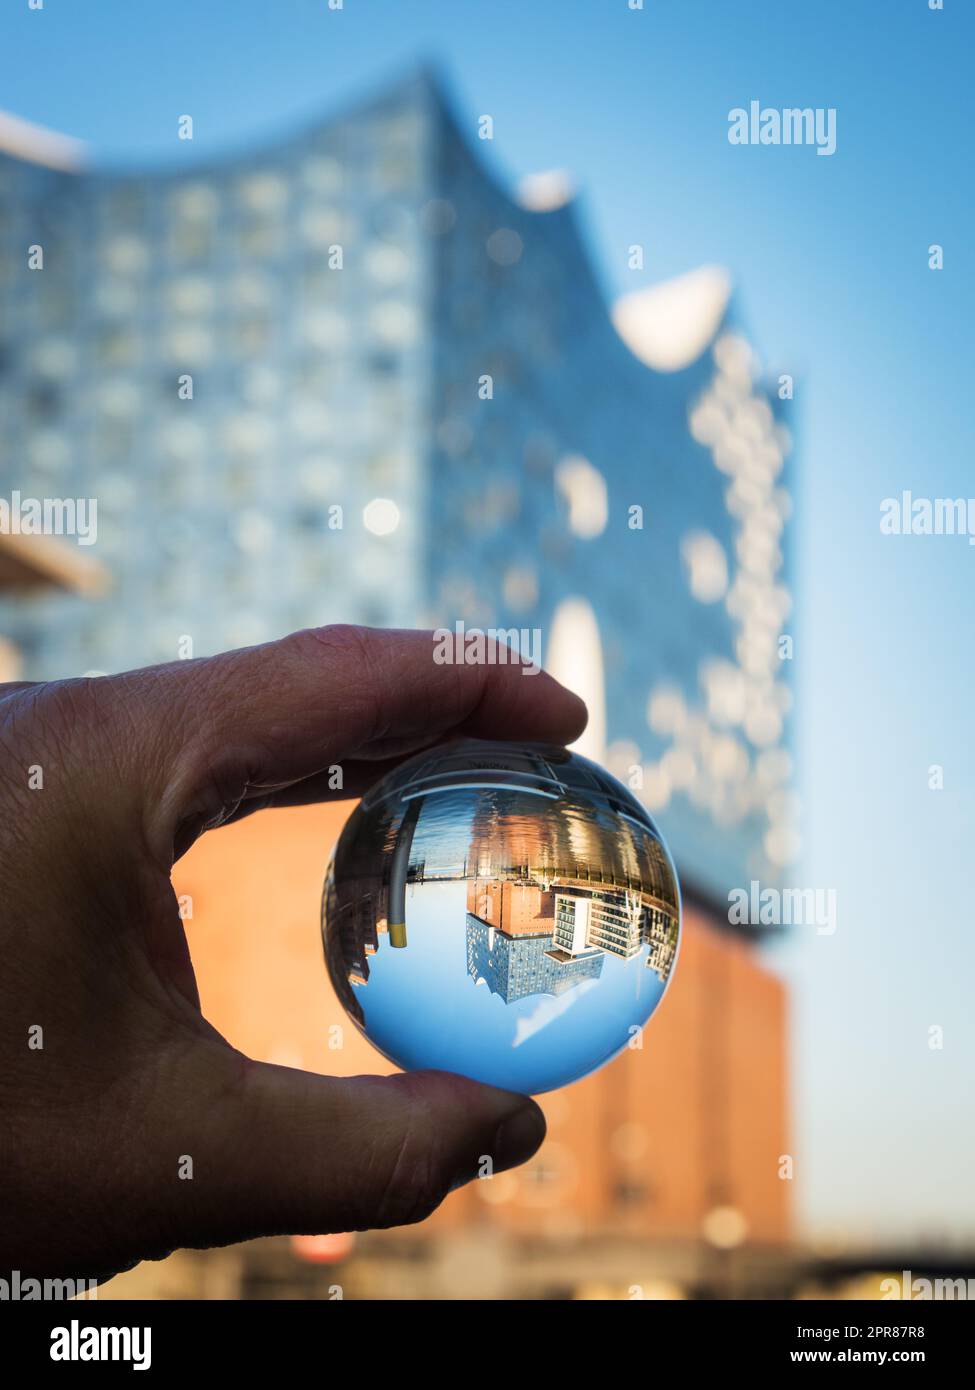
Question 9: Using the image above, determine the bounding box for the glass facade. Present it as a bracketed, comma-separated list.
[466, 913, 604, 1004]
[0, 67, 795, 902]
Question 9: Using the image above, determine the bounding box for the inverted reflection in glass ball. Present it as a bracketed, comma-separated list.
[321, 739, 680, 1095]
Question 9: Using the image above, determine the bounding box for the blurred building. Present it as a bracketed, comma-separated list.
[0, 68, 797, 1296]
[0, 65, 795, 898]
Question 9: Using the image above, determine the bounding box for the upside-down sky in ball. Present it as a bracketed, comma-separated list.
[322, 739, 681, 1094]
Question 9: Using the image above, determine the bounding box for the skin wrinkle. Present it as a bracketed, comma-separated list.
[141, 882, 204, 1016]
[217, 750, 426, 823]
[305, 624, 388, 745]
[158, 655, 355, 859]
[167, 739, 320, 860]
[72, 853, 167, 1005]
[345, 1076, 447, 1233]
[141, 674, 230, 867]
[367, 1120, 433, 1231]
[146, 1048, 258, 1252]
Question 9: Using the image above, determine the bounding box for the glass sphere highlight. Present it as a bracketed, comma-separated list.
[321, 739, 680, 1095]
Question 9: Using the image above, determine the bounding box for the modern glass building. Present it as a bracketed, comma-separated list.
[466, 913, 604, 1004]
[0, 66, 795, 905]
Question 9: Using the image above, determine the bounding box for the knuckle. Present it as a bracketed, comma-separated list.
[0, 678, 95, 767]
[368, 1146, 448, 1231]
[347, 1076, 453, 1231]
[286, 624, 385, 736]
[289, 623, 378, 667]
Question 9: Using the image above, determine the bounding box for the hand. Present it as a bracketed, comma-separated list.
[0, 625, 587, 1283]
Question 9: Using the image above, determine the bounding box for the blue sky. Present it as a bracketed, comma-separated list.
[2, 0, 973, 1247]
[346, 881, 664, 1096]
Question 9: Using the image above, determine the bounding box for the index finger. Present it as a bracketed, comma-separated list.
[103, 625, 587, 862]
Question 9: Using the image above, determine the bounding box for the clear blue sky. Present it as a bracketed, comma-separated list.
[2, 0, 973, 1248]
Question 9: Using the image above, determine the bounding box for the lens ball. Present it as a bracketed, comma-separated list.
[322, 738, 680, 1094]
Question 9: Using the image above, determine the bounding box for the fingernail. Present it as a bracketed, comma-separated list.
[493, 1102, 547, 1171]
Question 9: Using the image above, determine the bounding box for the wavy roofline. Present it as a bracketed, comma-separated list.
[426, 68, 735, 378]
[0, 61, 736, 377]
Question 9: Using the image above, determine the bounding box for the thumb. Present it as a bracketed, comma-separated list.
[160, 1055, 545, 1250]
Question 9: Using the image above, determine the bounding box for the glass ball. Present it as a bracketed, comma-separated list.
[321, 738, 681, 1095]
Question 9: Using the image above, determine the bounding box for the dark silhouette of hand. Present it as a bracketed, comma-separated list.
[0, 625, 587, 1282]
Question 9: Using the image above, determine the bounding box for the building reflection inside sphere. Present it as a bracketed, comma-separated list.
[321, 739, 681, 1094]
